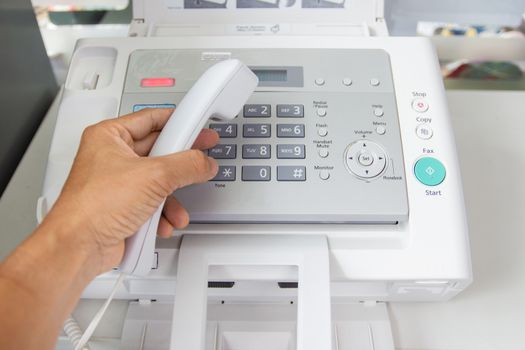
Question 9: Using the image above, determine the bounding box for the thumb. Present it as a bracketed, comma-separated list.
[150, 149, 219, 192]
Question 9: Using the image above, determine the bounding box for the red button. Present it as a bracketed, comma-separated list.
[141, 78, 175, 87]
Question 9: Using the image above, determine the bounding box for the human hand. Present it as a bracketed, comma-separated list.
[42, 108, 219, 277]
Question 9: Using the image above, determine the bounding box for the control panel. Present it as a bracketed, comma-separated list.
[119, 49, 409, 223]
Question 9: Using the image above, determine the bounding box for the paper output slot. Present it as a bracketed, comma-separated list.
[208, 281, 235, 288]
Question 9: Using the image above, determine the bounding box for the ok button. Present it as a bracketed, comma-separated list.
[358, 151, 374, 166]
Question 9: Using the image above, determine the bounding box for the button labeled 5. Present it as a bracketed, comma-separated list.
[243, 124, 271, 138]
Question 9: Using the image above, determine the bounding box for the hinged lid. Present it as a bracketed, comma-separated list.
[131, 0, 387, 37]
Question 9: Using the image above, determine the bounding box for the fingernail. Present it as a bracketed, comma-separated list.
[208, 157, 219, 175]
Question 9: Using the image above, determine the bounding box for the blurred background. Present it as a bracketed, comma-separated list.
[31, 0, 525, 90]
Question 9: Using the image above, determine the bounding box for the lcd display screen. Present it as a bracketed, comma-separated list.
[251, 69, 288, 82]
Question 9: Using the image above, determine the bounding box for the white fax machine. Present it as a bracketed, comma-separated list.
[38, 0, 472, 348]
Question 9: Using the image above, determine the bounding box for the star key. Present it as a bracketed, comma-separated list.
[211, 166, 236, 181]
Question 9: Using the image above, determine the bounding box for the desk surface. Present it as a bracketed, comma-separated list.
[1, 90, 524, 349]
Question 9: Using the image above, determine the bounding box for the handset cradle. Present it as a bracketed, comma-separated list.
[119, 59, 259, 276]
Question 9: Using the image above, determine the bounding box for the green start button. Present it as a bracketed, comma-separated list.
[414, 157, 446, 186]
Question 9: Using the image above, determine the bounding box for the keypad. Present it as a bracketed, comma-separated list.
[209, 104, 309, 182]
[209, 144, 236, 159]
[209, 123, 237, 138]
[277, 124, 305, 138]
[243, 124, 271, 138]
[242, 144, 271, 159]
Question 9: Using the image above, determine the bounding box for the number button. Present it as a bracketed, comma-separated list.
[277, 124, 305, 138]
[211, 166, 236, 181]
[243, 124, 271, 138]
[277, 104, 304, 118]
[242, 166, 271, 181]
[209, 123, 237, 138]
[208, 144, 236, 159]
[277, 144, 305, 159]
[244, 104, 271, 118]
[242, 144, 271, 159]
[277, 166, 306, 181]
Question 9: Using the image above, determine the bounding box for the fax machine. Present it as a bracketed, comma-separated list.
[38, 0, 472, 348]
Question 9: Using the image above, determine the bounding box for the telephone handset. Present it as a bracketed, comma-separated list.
[119, 59, 258, 276]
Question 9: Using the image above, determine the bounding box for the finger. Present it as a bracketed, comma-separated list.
[134, 129, 219, 156]
[163, 196, 190, 230]
[192, 129, 219, 150]
[153, 149, 219, 191]
[115, 108, 173, 140]
[134, 131, 160, 156]
[157, 216, 174, 238]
